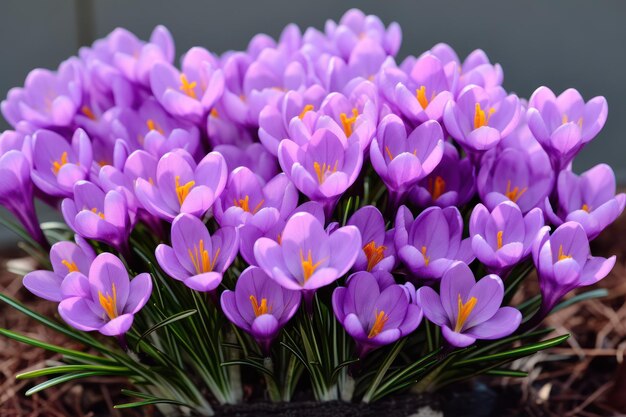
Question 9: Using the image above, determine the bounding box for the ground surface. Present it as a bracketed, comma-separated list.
[1, 214, 625, 417]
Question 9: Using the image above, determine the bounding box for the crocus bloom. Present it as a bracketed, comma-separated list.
[527, 87, 608, 171]
[254, 212, 361, 296]
[544, 164, 625, 240]
[213, 142, 278, 183]
[221, 266, 301, 354]
[58, 253, 152, 337]
[443, 85, 520, 157]
[409, 142, 475, 208]
[1, 58, 83, 132]
[278, 124, 363, 217]
[31, 129, 93, 197]
[477, 147, 553, 214]
[469, 201, 544, 275]
[214, 168, 298, 228]
[0, 149, 47, 248]
[155, 214, 239, 292]
[135, 150, 227, 221]
[394, 206, 474, 281]
[417, 262, 521, 348]
[370, 114, 444, 204]
[332, 271, 422, 357]
[23, 236, 95, 302]
[61, 181, 132, 253]
[150, 47, 224, 124]
[532, 222, 615, 315]
[347, 205, 395, 272]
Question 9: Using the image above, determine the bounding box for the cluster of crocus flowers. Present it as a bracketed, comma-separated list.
[0, 8, 621, 370]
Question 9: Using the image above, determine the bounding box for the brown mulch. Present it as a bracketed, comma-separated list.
[2, 214, 626, 416]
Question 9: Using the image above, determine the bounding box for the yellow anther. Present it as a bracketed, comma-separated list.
[557, 245, 572, 262]
[505, 180, 528, 203]
[299, 104, 314, 119]
[497, 230, 504, 250]
[98, 283, 118, 320]
[61, 259, 79, 273]
[233, 195, 265, 214]
[339, 108, 359, 137]
[146, 119, 164, 134]
[187, 239, 221, 274]
[474, 103, 496, 129]
[210, 108, 219, 118]
[52, 151, 69, 175]
[300, 249, 323, 282]
[313, 161, 339, 184]
[175, 176, 195, 206]
[81, 105, 96, 121]
[179, 74, 198, 99]
[428, 176, 446, 200]
[368, 310, 389, 339]
[455, 294, 478, 333]
[90, 207, 105, 219]
[416, 85, 430, 109]
[421, 246, 430, 266]
[363, 241, 386, 272]
[249, 295, 269, 317]
[581, 204, 590, 213]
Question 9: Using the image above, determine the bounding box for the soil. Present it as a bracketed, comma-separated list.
[2, 212, 626, 416]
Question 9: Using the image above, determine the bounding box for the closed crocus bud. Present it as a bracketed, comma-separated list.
[31, 129, 93, 197]
[156, 214, 239, 292]
[544, 164, 625, 240]
[370, 114, 444, 206]
[469, 201, 544, 276]
[527, 87, 608, 172]
[394, 205, 474, 281]
[135, 149, 227, 222]
[532, 222, 615, 318]
[417, 262, 521, 348]
[332, 271, 422, 357]
[58, 253, 152, 337]
[221, 266, 301, 355]
[23, 236, 95, 302]
[347, 205, 395, 272]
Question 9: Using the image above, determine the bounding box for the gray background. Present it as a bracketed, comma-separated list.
[0, 0, 624, 242]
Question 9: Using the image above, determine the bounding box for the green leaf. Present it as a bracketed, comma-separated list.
[454, 334, 569, 367]
[114, 399, 190, 409]
[25, 371, 114, 395]
[485, 369, 528, 377]
[221, 360, 274, 376]
[362, 339, 406, 403]
[17, 364, 131, 379]
[136, 309, 197, 344]
[551, 289, 608, 314]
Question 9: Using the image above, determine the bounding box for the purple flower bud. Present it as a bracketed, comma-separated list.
[58, 253, 152, 336]
[470, 201, 544, 275]
[394, 205, 474, 281]
[333, 271, 422, 357]
[417, 262, 521, 348]
[221, 266, 301, 354]
[347, 206, 395, 272]
[156, 214, 239, 292]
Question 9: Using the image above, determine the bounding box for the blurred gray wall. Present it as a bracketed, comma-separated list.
[0, 0, 625, 242]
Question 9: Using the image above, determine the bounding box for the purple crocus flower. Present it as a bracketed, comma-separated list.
[23, 236, 96, 302]
[254, 212, 361, 297]
[544, 164, 625, 240]
[155, 214, 239, 292]
[213, 142, 278, 183]
[58, 252, 152, 337]
[370, 114, 444, 205]
[527, 87, 608, 171]
[278, 125, 363, 217]
[443, 85, 521, 158]
[417, 262, 521, 348]
[221, 266, 301, 354]
[135, 149, 227, 221]
[61, 181, 132, 254]
[394, 205, 474, 281]
[332, 271, 422, 357]
[469, 201, 544, 275]
[347, 205, 395, 272]
[151, 47, 224, 124]
[214, 168, 298, 228]
[31, 129, 93, 197]
[532, 222, 615, 316]
[1, 58, 83, 132]
[409, 142, 475, 208]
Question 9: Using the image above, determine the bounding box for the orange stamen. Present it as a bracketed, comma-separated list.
[233, 195, 265, 214]
[52, 151, 69, 175]
[249, 295, 269, 317]
[455, 294, 477, 332]
[300, 249, 323, 282]
[98, 283, 118, 320]
[363, 241, 386, 272]
[497, 231, 503, 250]
[473, 103, 495, 129]
[299, 104, 314, 119]
[81, 105, 96, 120]
[339, 108, 359, 137]
[187, 239, 221, 274]
[175, 176, 195, 206]
[146, 119, 164, 134]
[428, 176, 446, 200]
[505, 180, 528, 203]
[557, 245, 571, 261]
[179, 74, 198, 99]
[313, 161, 339, 184]
[61, 259, 79, 273]
[421, 246, 430, 266]
[368, 310, 389, 338]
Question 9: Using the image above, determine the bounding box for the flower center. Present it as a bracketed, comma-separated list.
[179, 74, 198, 99]
[233, 195, 264, 214]
[300, 249, 323, 282]
[299, 104, 314, 119]
[421, 246, 430, 266]
[428, 176, 446, 200]
[455, 294, 478, 333]
[363, 241, 386, 272]
[175, 176, 195, 206]
[581, 204, 590, 213]
[98, 283, 118, 321]
[249, 295, 270, 317]
[505, 180, 528, 203]
[313, 161, 339, 184]
[339, 108, 359, 137]
[416, 85, 436, 109]
[61, 259, 79, 273]
[188, 239, 221, 274]
[81, 105, 97, 121]
[497, 230, 503, 250]
[51, 151, 69, 175]
[146, 119, 164, 134]
[562, 114, 583, 128]
[557, 245, 572, 262]
[368, 310, 389, 339]
[385, 146, 417, 161]
[90, 207, 105, 219]
[474, 103, 496, 129]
